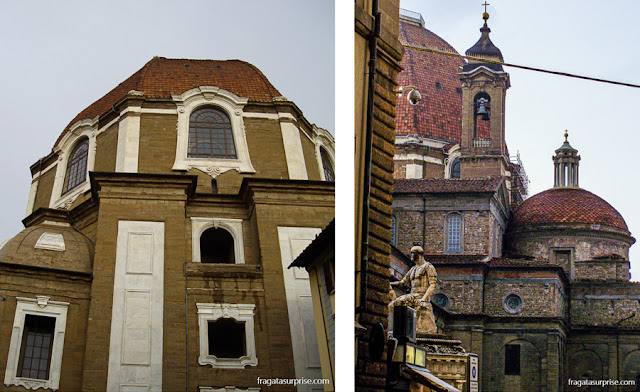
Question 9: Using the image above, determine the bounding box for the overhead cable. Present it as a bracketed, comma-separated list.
[403, 45, 640, 88]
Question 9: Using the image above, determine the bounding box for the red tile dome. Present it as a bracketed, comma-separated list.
[55, 57, 282, 149]
[396, 21, 465, 142]
[510, 188, 628, 231]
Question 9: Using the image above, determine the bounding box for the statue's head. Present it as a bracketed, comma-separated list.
[410, 245, 424, 262]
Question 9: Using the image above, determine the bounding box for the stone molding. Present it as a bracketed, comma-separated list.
[313, 126, 335, 181]
[4, 296, 69, 391]
[190, 217, 245, 264]
[34, 232, 66, 252]
[196, 303, 258, 369]
[49, 120, 97, 210]
[171, 86, 255, 177]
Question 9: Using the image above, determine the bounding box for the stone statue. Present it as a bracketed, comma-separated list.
[389, 245, 438, 335]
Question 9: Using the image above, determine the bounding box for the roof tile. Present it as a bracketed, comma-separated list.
[56, 57, 282, 147]
[396, 22, 465, 143]
[510, 188, 628, 231]
[394, 177, 503, 194]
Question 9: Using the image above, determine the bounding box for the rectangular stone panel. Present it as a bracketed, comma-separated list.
[122, 291, 151, 365]
[126, 233, 153, 274]
[108, 221, 164, 392]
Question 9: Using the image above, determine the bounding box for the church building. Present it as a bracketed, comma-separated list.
[0, 57, 334, 392]
[392, 9, 640, 392]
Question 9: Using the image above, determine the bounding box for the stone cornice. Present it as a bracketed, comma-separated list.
[240, 178, 334, 207]
[506, 224, 635, 246]
[22, 208, 72, 228]
[0, 261, 93, 280]
[90, 172, 197, 201]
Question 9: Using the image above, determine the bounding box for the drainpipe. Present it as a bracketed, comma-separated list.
[358, 0, 381, 315]
[68, 213, 96, 246]
[422, 195, 426, 247]
[184, 262, 190, 391]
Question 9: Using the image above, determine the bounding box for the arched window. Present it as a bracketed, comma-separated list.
[320, 148, 334, 181]
[390, 216, 397, 245]
[62, 138, 89, 195]
[473, 92, 491, 140]
[188, 107, 237, 159]
[200, 227, 235, 264]
[446, 213, 462, 253]
[450, 158, 460, 178]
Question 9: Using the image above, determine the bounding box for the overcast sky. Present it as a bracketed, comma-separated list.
[0, 1, 334, 244]
[398, 0, 640, 278]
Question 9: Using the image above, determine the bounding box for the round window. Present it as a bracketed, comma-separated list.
[503, 293, 523, 314]
[432, 293, 450, 308]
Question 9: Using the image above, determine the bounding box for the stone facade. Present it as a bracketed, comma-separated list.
[355, 0, 404, 391]
[0, 58, 334, 391]
[391, 9, 640, 392]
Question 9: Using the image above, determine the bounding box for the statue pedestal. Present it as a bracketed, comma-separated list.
[411, 334, 468, 392]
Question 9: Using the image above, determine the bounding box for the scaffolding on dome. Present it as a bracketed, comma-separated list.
[400, 8, 425, 27]
[509, 152, 529, 204]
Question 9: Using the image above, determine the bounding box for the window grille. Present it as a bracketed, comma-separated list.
[450, 158, 460, 178]
[62, 139, 89, 194]
[188, 107, 236, 159]
[391, 216, 397, 245]
[447, 214, 462, 252]
[18, 315, 56, 380]
[320, 148, 334, 181]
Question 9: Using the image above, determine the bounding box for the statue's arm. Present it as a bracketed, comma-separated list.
[391, 271, 409, 286]
[420, 265, 438, 302]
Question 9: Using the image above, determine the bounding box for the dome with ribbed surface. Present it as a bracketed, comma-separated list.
[396, 20, 465, 143]
[510, 188, 628, 231]
[55, 57, 282, 148]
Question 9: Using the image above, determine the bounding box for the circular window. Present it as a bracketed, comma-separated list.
[432, 293, 450, 308]
[503, 293, 523, 314]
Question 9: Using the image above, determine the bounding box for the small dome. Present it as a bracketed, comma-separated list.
[0, 224, 94, 274]
[556, 131, 577, 152]
[510, 188, 628, 231]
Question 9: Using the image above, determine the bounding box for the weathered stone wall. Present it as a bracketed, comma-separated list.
[484, 270, 566, 319]
[32, 165, 56, 210]
[570, 285, 640, 328]
[300, 130, 321, 181]
[0, 267, 91, 392]
[138, 113, 178, 174]
[482, 331, 560, 392]
[461, 156, 504, 179]
[355, 0, 402, 390]
[565, 334, 640, 392]
[71, 176, 332, 391]
[393, 193, 493, 255]
[243, 117, 289, 180]
[94, 122, 118, 172]
[574, 260, 630, 282]
[506, 232, 630, 263]
[392, 158, 445, 180]
[436, 274, 484, 314]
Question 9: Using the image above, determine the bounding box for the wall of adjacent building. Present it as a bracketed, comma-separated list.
[354, 0, 403, 391]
